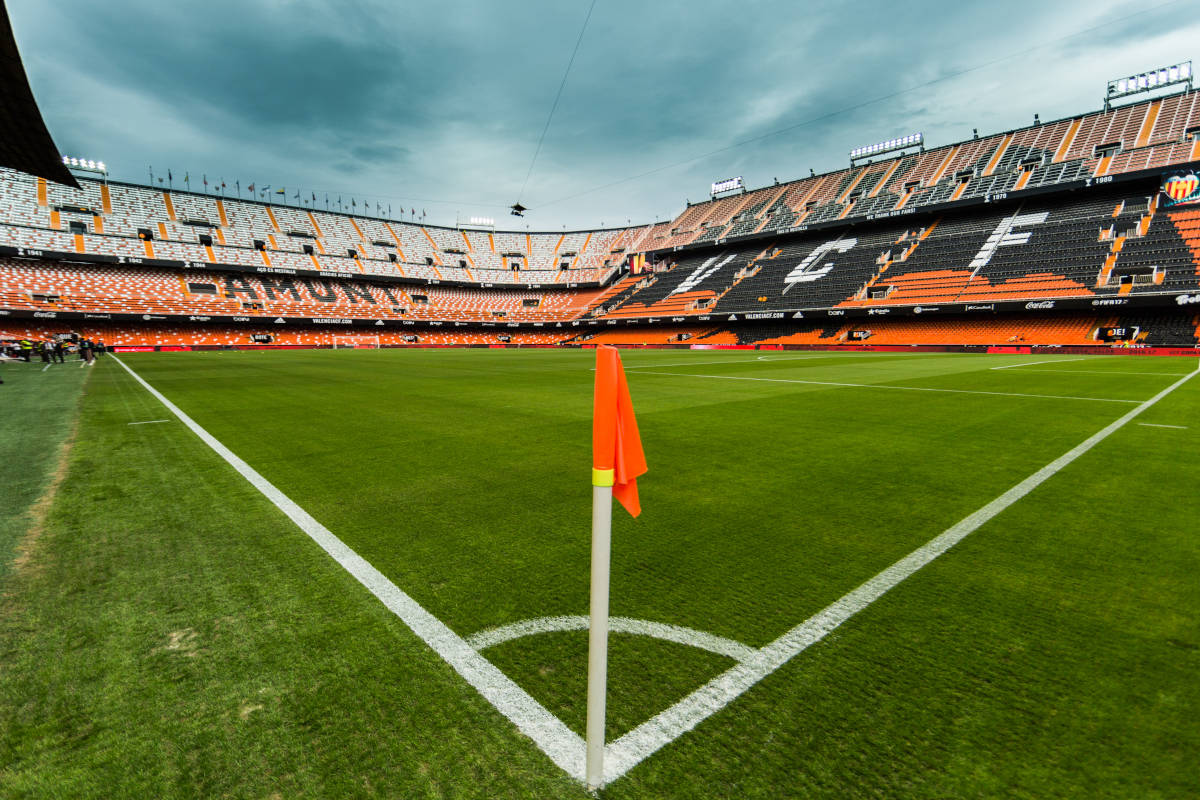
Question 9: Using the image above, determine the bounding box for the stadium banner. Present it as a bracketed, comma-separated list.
[1161, 171, 1200, 206]
[1097, 325, 1139, 342]
[2, 290, 1194, 329]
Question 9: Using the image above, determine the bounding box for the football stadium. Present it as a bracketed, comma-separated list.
[2, 1, 1199, 797]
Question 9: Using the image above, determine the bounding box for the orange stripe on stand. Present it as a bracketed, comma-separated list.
[36, 177, 47, 206]
[868, 160, 901, 198]
[894, 188, 915, 210]
[836, 168, 868, 204]
[309, 253, 321, 270]
[420, 227, 443, 264]
[1014, 170, 1033, 191]
[949, 182, 968, 202]
[1093, 156, 1113, 177]
[205, 245, 216, 262]
[143, 239, 156, 258]
[1053, 118, 1081, 162]
[836, 200, 856, 220]
[162, 192, 176, 220]
[73, 233, 85, 253]
[49, 210, 61, 229]
[461, 230, 473, 251]
[265, 207, 280, 231]
[349, 217, 365, 239]
[927, 145, 959, 185]
[214, 228, 226, 245]
[384, 222, 408, 261]
[306, 211, 323, 237]
[216, 199, 229, 227]
[92, 214, 104, 234]
[1134, 100, 1162, 149]
[981, 134, 1013, 176]
[157, 222, 168, 240]
[574, 232, 592, 268]
[268, 234, 278, 249]
[259, 249, 272, 267]
[100, 184, 112, 213]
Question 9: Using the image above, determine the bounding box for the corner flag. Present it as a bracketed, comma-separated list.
[587, 344, 647, 790]
[592, 345, 647, 516]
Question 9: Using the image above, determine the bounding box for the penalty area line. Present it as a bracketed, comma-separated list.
[632, 370, 1140, 404]
[109, 355, 588, 783]
[990, 357, 1090, 370]
[600, 359, 1200, 785]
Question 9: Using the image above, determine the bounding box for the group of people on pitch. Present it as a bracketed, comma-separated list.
[0, 334, 105, 384]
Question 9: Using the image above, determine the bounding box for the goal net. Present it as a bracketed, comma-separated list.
[332, 335, 381, 349]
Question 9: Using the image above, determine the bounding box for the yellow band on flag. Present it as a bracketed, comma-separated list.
[592, 468, 615, 487]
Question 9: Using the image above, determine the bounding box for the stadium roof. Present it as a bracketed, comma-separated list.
[0, 0, 77, 189]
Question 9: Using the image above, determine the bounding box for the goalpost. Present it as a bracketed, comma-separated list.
[332, 335, 381, 349]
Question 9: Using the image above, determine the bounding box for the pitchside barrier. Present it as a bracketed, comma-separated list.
[107, 343, 1200, 356]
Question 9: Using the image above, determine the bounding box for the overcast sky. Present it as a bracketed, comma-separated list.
[7, 0, 1199, 230]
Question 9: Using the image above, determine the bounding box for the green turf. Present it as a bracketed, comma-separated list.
[0, 357, 90, 583]
[1, 348, 1197, 798]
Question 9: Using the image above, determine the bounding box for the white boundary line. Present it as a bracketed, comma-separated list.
[630, 370, 1141, 404]
[467, 615, 758, 663]
[990, 368, 1192, 377]
[110, 355, 589, 782]
[990, 357, 1090, 370]
[618, 352, 966, 371]
[128, 419, 170, 426]
[618, 355, 832, 370]
[1137, 422, 1188, 429]
[601, 359, 1199, 783]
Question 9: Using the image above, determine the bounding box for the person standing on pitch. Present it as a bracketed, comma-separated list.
[79, 337, 93, 365]
[54, 339, 65, 363]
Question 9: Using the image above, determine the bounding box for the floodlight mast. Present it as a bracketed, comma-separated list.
[62, 155, 108, 180]
[457, 214, 496, 231]
[1105, 61, 1192, 111]
[849, 133, 924, 165]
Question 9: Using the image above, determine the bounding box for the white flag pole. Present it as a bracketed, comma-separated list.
[586, 475, 614, 790]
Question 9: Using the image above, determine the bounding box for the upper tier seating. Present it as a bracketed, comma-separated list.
[0, 168, 624, 288]
[651, 91, 1200, 250]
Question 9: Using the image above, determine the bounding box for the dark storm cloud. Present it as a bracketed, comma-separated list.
[6, 0, 1199, 228]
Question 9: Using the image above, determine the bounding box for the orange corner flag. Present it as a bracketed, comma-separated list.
[592, 345, 647, 516]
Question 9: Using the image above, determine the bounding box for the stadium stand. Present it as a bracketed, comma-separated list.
[643, 91, 1200, 252]
[3, 89, 1200, 350]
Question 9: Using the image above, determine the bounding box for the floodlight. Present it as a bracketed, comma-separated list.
[710, 176, 745, 195]
[1106, 61, 1192, 109]
[849, 132, 923, 162]
[62, 156, 108, 176]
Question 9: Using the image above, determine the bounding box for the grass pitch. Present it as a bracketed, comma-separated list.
[2, 348, 1198, 798]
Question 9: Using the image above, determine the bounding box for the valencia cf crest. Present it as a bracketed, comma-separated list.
[1162, 172, 1200, 205]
